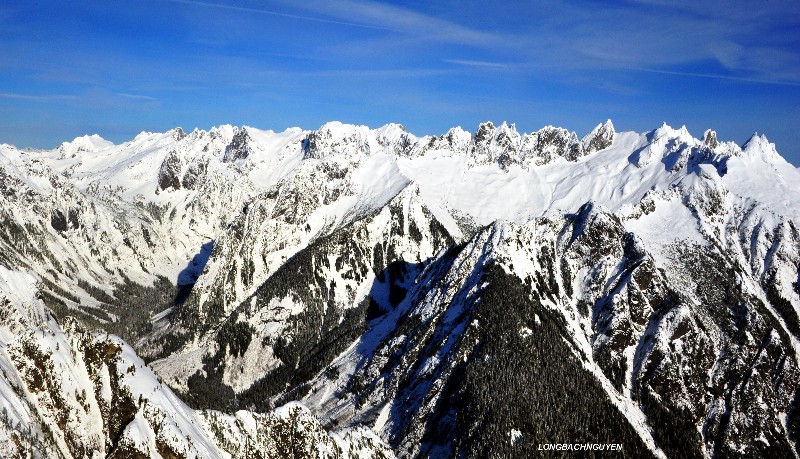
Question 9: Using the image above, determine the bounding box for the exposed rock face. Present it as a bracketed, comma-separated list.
[180, 158, 207, 190]
[583, 119, 616, 153]
[0, 268, 394, 459]
[303, 121, 374, 159]
[525, 125, 583, 162]
[470, 121, 520, 169]
[1, 120, 800, 458]
[705, 129, 719, 149]
[222, 128, 252, 163]
[468, 122, 593, 169]
[157, 149, 182, 191]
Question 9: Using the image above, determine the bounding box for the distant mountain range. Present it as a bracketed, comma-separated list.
[1, 119, 799, 458]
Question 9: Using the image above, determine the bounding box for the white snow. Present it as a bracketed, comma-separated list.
[3, 119, 800, 458]
[624, 193, 707, 267]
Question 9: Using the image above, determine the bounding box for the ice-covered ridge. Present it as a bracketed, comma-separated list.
[2, 117, 800, 458]
[3, 119, 798, 289]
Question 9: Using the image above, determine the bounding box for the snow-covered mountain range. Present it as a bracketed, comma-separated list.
[1, 119, 799, 457]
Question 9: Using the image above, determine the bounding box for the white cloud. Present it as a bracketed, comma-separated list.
[444, 59, 517, 69]
[116, 93, 158, 101]
[268, 0, 504, 47]
[0, 93, 76, 101]
[168, 0, 393, 30]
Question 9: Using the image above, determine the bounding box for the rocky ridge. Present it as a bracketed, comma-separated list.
[0, 119, 799, 457]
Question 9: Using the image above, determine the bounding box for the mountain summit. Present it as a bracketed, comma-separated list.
[1, 121, 799, 458]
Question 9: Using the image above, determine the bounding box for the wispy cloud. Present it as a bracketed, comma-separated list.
[116, 93, 158, 101]
[300, 67, 454, 79]
[633, 67, 800, 87]
[167, 0, 394, 31]
[0, 92, 77, 102]
[444, 59, 517, 69]
[533, 0, 800, 84]
[259, 0, 799, 85]
[269, 0, 505, 47]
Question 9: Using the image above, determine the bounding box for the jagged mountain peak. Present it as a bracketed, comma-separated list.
[742, 132, 778, 157]
[703, 129, 718, 148]
[3, 117, 800, 458]
[444, 125, 470, 138]
[222, 126, 253, 163]
[494, 121, 519, 136]
[304, 121, 372, 159]
[371, 122, 408, 136]
[474, 120, 495, 136]
[480, 121, 520, 141]
[582, 119, 615, 153]
[469, 121, 523, 167]
[170, 126, 186, 141]
[374, 123, 417, 156]
[314, 121, 383, 141]
[649, 122, 695, 144]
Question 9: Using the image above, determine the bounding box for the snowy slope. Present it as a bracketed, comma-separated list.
[1, 119, 800, 458]
[0, 266, 393, 458]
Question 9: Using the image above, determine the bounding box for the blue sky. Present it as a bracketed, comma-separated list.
[2, 0, 800, 163]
